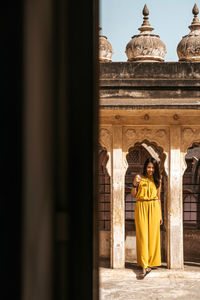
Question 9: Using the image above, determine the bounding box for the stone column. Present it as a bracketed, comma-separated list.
[168, 125, 184, 269]
[111, 126, 125, 268]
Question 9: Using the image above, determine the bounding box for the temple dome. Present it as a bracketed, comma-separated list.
[125, 5, 166, 62]
[99, 27, 113, 62]
[177, 4, 200, 62]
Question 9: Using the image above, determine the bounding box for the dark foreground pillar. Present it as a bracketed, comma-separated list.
[3, 0, 99, 299]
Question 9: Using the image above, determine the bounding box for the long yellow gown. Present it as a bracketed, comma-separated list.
[134, 175, 161, 268]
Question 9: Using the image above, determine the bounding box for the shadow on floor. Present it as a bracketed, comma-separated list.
[99, 258, 168, 271]
[99, 259, 144, 279]
[125, 261, 168, 279]
[125, 262, 143, 279]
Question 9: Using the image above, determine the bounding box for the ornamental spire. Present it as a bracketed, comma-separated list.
[177, 4, 200, 61]
[189, 3, 200, 30]
[192, 3, 199, 23]
[125, 4, 166, 62]
[138, 4, 154, 32]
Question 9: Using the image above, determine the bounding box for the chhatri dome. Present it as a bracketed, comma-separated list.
[177, 4, 200, 62]
[99, 27, 113, 62]
[125, 5, 166, 62]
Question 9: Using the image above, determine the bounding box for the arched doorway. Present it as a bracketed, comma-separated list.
[124, 142, 167, 264]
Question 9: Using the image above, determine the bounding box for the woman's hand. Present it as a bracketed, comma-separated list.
[133, 174, 141, 187]
[160, 217, 163, 225]
[131, 175, 141, 198]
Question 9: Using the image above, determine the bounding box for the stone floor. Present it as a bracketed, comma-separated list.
[99, 260, 200, 300]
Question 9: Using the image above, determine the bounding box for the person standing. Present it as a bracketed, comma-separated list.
[131, 157, 163, 278]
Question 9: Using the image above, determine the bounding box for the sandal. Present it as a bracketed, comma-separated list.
[139, 268, 147, 279]
[139, 267, 151, 279]
[145, 267, 151, 275]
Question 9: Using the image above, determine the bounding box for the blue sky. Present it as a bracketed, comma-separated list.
[100, 0, 196, 61]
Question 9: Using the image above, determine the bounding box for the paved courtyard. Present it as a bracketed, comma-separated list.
[99, 260, 200, 300]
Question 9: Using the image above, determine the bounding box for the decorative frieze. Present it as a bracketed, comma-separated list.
[182, 127, 200, 153]
[123, 127, 169, 153]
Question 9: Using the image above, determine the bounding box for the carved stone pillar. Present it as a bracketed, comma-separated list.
[111, 126, 125, 268]
[168, 125, 184, 269]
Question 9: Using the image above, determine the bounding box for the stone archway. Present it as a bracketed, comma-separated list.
[124, 140, 168, 264]
[182, 143, 200, 263]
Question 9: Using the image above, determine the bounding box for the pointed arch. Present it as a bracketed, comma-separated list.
[122, 126, 169, 177]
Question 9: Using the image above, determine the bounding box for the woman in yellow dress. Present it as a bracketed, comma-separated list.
[131, 157, 163, 278]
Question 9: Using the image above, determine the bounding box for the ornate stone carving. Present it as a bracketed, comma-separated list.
[182, 127, 200, 152]
[99, 128, 112, 150]
[99, 27, 113, 62]
[123, 127, 169, 153]
[125, 5, 166, 62]
[123, 126, 169, 176]
[144, 114, 150, 120]
[177, 4, 200, 62]
[156, 129, 167, 138]
[173, 114, 179, 120]
[183, 127, 195, 139]
[99, 127, 112, 176]
[125, 129, 136, 139]
[141, 128, 152, 137]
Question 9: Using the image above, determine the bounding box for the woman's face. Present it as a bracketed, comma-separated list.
[146, 162, 155, 175]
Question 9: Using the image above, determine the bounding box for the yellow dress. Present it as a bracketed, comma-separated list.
[134, 175, 161, 268]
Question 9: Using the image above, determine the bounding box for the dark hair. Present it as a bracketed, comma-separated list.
[143, 157, 161, 188]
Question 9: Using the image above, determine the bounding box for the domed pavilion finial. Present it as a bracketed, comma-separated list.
[125, 5, 166, 62]
[192, 3, 199, 19]
[139, 4, 153, 32]
[142, 4, 150, 26]
[143, 4, 149, 16]
[177, 3, 200, 61]
[190, 3, 200, 29]
[99, 27, 113, 62]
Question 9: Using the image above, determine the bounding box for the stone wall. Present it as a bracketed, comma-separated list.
[100, 62, 200, 109]
[184, 230, 200, 262]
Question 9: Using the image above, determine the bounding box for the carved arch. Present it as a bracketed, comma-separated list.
[122, 127, 169, 176]
[181, 127, 200, 153]
[181, 127, 200, 175]
[99, 127, 112, 176]
[124, 139, 167, 177]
